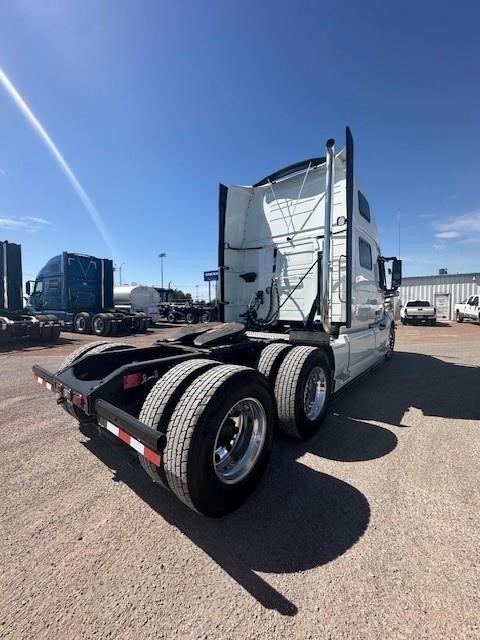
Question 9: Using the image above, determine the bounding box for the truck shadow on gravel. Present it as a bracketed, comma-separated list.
[336, 351, 480, 426]
[80, 421, 378, 617]
[77, 350, 478, 616]
[0, 336, 76, 354]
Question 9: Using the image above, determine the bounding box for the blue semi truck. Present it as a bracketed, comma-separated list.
[0, 240, 60, 343]
[26, 252, 148, 336]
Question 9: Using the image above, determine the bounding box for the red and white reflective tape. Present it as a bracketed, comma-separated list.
[35, 375, 52, 392]
[103, 420, 162, 467]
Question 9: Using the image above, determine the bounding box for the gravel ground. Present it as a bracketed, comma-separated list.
[0, 322, 479, 639]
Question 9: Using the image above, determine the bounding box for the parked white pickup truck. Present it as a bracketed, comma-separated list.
[400, 300, 436, 325]
[455, 295, 479, 323]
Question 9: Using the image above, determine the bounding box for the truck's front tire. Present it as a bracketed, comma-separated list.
[456, 311, 463, 323]
[274, 346, 332, 439]
[164, 365, 274, 516]
[385, 324, 395, 359]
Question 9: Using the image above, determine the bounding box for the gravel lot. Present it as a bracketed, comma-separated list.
[1, 322, 479, 639]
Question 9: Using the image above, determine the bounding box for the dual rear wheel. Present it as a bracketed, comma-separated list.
[139, 360, 274, 516]
[138, 344, 332, 516]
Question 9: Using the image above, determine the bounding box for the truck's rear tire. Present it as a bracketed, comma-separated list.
[256, 342, 293, 384]
[50, 325, 61, 342]
[138, 314, 148, 332]
[200, 311, 211, 323]
[164, 365, 274, 516]
[57, 341, 111, 372]
[138, 358, 220, 486]
[401, 317, 407, 325]
[73, 312, 91, 334]
[185, 311, 196, 324]
[39, 325, 53, 342]
[167, 311, 176, 323]
[104, 313, 118, 335]
[57, 342, 135, 420]
[456, 311, 463, 323]
[92, 313, 111, 336]
[274, 346, 332, 439]
[430, 319, 436, 326]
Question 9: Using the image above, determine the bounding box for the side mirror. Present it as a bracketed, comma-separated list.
[391, 259, 402, 289]
[26, 281, 32, 295]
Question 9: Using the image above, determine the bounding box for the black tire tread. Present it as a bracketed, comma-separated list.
[57, 341, 110, 372]
[138, 358, 220, 485]
[164, 364, 249, 511]
[256, 342, 293, 383]
[57, 341, 133, 373]
[274, 345, 320, 439]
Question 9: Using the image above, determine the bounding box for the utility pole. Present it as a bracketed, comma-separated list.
[116, 262, 125, 285]
[158, 253, 166, 289]
[195, 284, 199, 302]
[397, 210, 401, 259]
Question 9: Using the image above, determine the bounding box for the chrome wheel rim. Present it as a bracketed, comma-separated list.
[213, 398, 267, 485]
[94, 318, 104, 332]
[303, 366, 327, 421]
[76, 317, 86, 330]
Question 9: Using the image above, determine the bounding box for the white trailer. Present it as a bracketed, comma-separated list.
[33, 128, 401, 516]
[114, 285, 161, 324]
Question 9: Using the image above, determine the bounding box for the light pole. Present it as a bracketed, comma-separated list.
[117, 262, 125, 285]
[158, 253, 166, 289]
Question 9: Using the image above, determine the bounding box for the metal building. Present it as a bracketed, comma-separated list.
[397, 272, 480, 321]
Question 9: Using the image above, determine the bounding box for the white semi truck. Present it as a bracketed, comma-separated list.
[33, 128, 401, 516]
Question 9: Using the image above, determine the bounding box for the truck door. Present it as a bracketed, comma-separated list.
[464, 295, 474, 319]
[349, 233, 377, 375]
[469, 295, 479, 320]
[29, 280, 45, 310]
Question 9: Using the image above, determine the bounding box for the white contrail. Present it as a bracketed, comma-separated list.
[0, 68, 118, 257]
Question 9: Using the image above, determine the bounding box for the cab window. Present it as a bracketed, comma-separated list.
[359, 237, 372, 270]
[358, 191, 371, 222]
[34, 281, 43, 294]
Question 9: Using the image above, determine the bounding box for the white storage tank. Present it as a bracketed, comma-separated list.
[114, 285, 161, 324]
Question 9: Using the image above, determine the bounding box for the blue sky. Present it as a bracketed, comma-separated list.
[0, 0, 479, 297]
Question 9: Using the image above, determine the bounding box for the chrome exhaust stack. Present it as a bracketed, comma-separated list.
[320, 138, 335, 335]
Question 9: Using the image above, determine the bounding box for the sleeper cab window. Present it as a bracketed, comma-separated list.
[358, 191, 371, 222]
[359, 237, 372, 270]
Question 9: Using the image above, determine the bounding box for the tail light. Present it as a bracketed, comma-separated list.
[72, 392, 87, 408]
[123, 372, 143, 390]
[55, 381, 63, 394]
